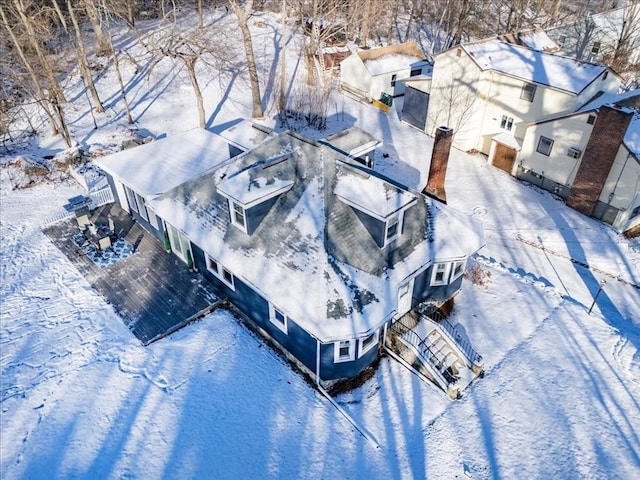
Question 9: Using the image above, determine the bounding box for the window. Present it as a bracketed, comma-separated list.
[591, 41, 600, 54]
[500, 115, 514, 131]
[558, 35, 566, 46]
[134, 192, 149, 222]
[520, 83, 536, 102]
[124, 186, 138, 213]
[232, 202, 245, 228]
[358, 331, 379, 357]
[385, 216, 400, 244]
[450, 260, 466, 282]
[630, 205, 640, 219]
[410, 68, 421, 77]
[334, 339, 355, 362]
[431, 263, 450, 286]
[567, 147, 582, 159]
[587, 114, 596, 125]
[391, 74, 397, 87]
[269, 303, 288, 334]
[206, 255, 219, 275]
[603, 71, 608, 80]
[206, 254, 235, 290]
[456, 48, 462, 57]
[536, 136, 554, 156]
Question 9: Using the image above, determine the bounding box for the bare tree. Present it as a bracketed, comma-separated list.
[228, 0, 263, 118]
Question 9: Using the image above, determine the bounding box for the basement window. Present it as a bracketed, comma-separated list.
[391, 74, 397, 87]
[358, 331, 379, 357]
[536, 136, 554, 156]
[269, 303, 288, 334]
[567, 147, 582, 159]
[520, 82, 536, 102]
[587, 115, 596, 125]
[334, 339, 355, 363]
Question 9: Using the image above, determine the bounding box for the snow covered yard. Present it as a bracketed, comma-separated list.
[1, 10, 640, 479]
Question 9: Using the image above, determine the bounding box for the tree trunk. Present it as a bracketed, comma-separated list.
[229, 0, 263, 118]
[278, 0, 286, 114]
[185, 58, 206, 128]
[83, 0, 111, 53]
[109, 35, 134, 124]
[67, 0, 105, 113]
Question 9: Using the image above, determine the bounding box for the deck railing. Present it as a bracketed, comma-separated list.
[41, 186, 114, 228]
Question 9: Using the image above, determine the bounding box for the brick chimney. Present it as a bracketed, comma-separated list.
[566, 106, 632, 217]
[423, 126, 453, 204]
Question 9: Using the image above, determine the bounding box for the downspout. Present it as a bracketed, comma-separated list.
[316, 338, 321, 386]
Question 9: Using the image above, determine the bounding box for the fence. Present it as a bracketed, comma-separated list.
[41, 186, 114, 228]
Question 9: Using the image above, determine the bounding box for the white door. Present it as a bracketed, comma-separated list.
[397, 278, 415, 316]
[166, 223, 191, 264]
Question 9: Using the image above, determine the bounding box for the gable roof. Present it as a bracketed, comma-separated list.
[457, 38, 609, 94]
[93, 128, 232, 198]
[148, 131, 484, 341]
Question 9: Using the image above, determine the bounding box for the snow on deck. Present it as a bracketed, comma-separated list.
[93, 129, 232, 198]
[464, 39, 607, 94]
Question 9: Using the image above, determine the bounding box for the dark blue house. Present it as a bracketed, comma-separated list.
[94, 124, 485, 387]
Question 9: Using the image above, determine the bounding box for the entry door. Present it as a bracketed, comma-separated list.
[397, 278, 415, 316]
[492, 143, 517, 174]
[166, 223, 191, 264]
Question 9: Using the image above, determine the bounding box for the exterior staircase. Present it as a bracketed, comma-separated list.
[385, 309, 484, 399]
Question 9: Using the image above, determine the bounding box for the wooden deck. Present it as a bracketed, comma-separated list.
[44, 203, 221, 345]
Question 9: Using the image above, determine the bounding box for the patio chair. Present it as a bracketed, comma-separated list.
[76, 214, 92, 230]
[98, 236, 112, 252]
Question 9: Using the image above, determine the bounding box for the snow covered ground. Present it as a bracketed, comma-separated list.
[2, 10, 640, 479]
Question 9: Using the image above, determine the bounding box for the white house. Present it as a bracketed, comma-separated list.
[517, 90, 640, 236]
[425, 37, 621, 169]
[339, 41, 431, 103]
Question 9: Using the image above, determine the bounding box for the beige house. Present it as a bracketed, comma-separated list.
[517, 90, 640, 236]
[339, 41, 431, 103]
[426, 37, 621, 171]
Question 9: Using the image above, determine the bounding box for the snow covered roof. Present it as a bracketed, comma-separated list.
[216, 120, 274, 153]
[499, 29, 560, 52]
[148, 131, 484, 341]
[461, 39, 608, 94]
[357, 41, 429, 76]
[322, 126, 383, 159]
[93, 129, 232, 198]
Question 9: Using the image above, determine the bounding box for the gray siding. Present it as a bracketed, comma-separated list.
[412, 264, 464, 306]
[352, 208, 386, 248]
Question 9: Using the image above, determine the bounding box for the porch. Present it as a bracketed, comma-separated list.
[44, 203, 221, 345]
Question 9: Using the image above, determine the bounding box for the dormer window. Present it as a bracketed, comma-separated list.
[335, 167, 417, 249]
[232, 201, 246, 229]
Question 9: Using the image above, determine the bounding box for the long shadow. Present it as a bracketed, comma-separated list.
[542, 202, 639, 352]
[206, 70, 239, 129]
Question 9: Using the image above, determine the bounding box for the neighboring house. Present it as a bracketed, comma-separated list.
[95, 126, 485, 386]
[516, 89, 640, 236]
[547, 1, 640, 79]
[423, 37, 621, 164]
[339, 41, 431, 103]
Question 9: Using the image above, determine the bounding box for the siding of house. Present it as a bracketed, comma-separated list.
[412, 264, 465, 306]
[519, 112, 595, 186]
[600, 145, 640, 211]
[340, 54, 373, 99]
[246, 196, 280, 235]
[319, 334, 380, 380]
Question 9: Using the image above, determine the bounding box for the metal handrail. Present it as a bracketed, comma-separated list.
[438, 317, 482, 365]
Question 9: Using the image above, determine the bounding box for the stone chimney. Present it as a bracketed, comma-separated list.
[423, 126, 453, 204]
[566, 106, 632, 217]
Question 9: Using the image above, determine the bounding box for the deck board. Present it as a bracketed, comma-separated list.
[44, 203, 220, 345]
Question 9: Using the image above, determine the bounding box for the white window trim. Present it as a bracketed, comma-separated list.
[206, 254, 235, 291]
[500, 115, 514, 131]
[229, 199, 248, 233]
[450, 260, 466, 282]
[268, 303, 288, 334]
[334, 339, 355, 363]
[431, 262, 451, 286]
[358, 331, 379, 357]
[383, 212, 404, 248]
[536, 136, 554, 156]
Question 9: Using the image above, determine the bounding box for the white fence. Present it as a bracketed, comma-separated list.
[41, 186, 115, 228]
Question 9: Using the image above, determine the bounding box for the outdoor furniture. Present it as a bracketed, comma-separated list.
[76, 214, 92, 230]
[108, 216, 116, 237]
[64, 195, 91, 212]
[98, 236, 112, 252]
